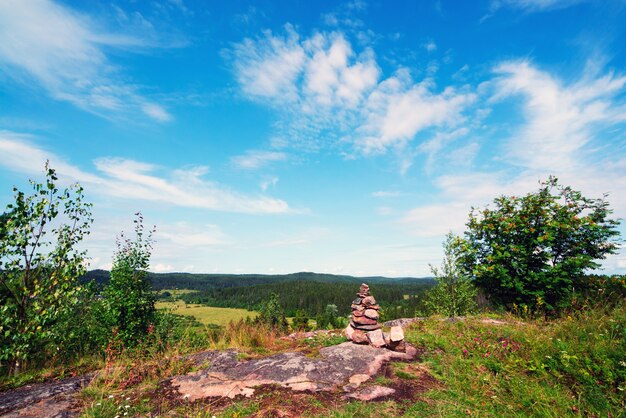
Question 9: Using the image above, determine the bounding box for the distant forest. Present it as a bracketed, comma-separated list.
[83, 270, 435, 319]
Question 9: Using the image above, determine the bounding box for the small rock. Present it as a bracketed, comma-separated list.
[361, 296, 376, 306]
[353, 316, 378, 326]
[350, 322, 381, 331]
[366, 329, 386, 348]
[345, 385, 396, 401]
[390, 326, 404, 342]
[351, 330, 369, 344]
[344, 324, 356, 340]
[364, 308, 380, 320]
[389, 340, 406, 352]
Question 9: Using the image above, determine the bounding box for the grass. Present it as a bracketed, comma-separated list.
[398, 306, 626, 417]
[156, 300, 258, 327]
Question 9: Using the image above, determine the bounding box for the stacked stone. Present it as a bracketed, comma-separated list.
[345, 283, 406, 351]
[345, 283, 381, 345]
[351, 283, 381, 330]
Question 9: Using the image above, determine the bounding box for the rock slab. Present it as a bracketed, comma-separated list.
[0, 373, 94, 417]
[169, 342, 418, 401]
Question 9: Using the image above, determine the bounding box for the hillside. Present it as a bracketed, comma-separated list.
[82, 269, 435, 290]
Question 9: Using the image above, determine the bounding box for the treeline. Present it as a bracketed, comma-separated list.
[178, 280, 433, 319]
[83, 269, 434, 291]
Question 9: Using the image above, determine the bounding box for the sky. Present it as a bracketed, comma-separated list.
[1, 0, 626, 277]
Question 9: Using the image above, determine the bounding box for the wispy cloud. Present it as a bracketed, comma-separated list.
[260, 176, 279, 191]
[490, 0, 586, 12]
[0, 133, 291, 214]
[231, 150, 288, 169]
[0, 0, 172, 122]
[229, 27, 474, 156]
[493, 60, 626, 171]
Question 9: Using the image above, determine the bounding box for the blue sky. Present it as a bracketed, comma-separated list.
[1, 0, 625, 276]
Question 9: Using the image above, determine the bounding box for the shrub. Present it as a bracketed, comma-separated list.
[255, 293, 288, 333]
[0, 163, 92, 374]
[424, 232, 478, 317]
[456, 177, 620, 313]
[101, 213, 157, 348]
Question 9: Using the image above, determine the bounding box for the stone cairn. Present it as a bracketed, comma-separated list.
[345, 283, 405, 351]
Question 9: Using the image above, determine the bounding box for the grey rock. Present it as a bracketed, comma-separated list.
[169, 342, 418, 401]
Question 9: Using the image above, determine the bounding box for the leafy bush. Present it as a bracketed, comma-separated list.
[292, 309, 311, 331]
[456, 177, 620, 313]
[101, 213, 157, 348]
[255, 293, 288, 333]
[315, 303, 346, 329]
[424, 233, 478, 317]
[0, 163, 92, 374]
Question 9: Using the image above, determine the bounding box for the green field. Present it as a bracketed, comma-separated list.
[156, 300, 258, 327]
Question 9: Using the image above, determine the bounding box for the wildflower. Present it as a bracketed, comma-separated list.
[462, 349, 469, 356]
[108, 395, 114, 399]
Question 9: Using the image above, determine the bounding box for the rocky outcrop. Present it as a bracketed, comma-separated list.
[169, 342, 418, 401]
[0, 373, 94, 417]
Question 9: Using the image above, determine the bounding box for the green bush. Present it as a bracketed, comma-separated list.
[255, 293, 288, 332]
[292, 309, 311, 331]
[0, 163, 93, 375]
[424, 232, 478, 317]
[101, 213, 157, 348]
[456, 177, 620, 313]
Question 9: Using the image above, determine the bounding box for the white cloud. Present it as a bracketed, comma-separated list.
[260, 176, 279, 191]
[231, 28, 473, 156]
[231, 25, 305, 102]
[141, 103, 173, 122]
[403, 203, 470, 237]
[303, 33, 379, 107]
[231, 150, 287, 170]
[152, 263, 174, 273]
[0, 133, 292, 214]
[493, 60, 626, 171]
[423, 40, 437, 52]
[0, 0, 171, 122]
[157, 222, 226, 247]
[359, 73, 475, 153]
[491, 0, 586, 12]
[418, 127, 470, 173]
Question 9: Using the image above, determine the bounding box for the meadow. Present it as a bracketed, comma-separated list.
[155, 300, 258, 327]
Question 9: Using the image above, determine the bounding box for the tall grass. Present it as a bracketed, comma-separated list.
[207, 319, 288, 354]
[403, 302, 625, 417]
